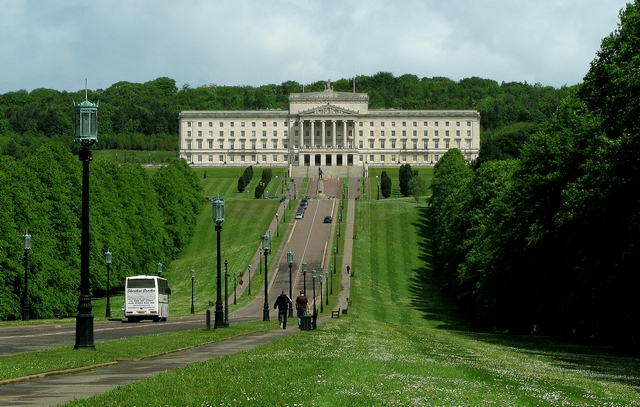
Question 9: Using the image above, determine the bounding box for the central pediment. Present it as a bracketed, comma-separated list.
[298, 104, 359, 116]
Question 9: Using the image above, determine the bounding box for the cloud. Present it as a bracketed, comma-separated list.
[0, 0, 629, 93]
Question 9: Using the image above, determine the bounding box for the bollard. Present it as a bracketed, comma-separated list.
[206, 309, 211, 330]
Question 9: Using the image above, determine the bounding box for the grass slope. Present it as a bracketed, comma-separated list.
[63, 199, 640, 406]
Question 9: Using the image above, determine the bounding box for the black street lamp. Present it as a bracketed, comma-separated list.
[190, 269, 195, 314]
[283, 201, 286, 222]
[74, 87, 98, 350]
[319, 273, 324, 313]
[293, 180, 297, 200]
[330, 265, 334, 296]
[259, 181, 265, 199]
[287, 251, 294, 317]
[22, 228, 31, 321]
[262, 233, 271, 321]
[247, 264, 252, 295]
[212, 196, 226, 329]
[105, 250, 112, 318]
[233, 271, 237, 305]
[377, 181, 381, 200]
[157, 262, 163, 276]
[302, 261, 308, 294]
[224, 260, 229, 326]
[259, 248, 262, 275]
[275, 213, 279, 237]
[325, 271, 329, 305]
[288, 187, 291, 209]
[312, 269, 317, 315]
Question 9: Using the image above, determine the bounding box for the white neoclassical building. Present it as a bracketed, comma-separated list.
[178, 82, 480, 174]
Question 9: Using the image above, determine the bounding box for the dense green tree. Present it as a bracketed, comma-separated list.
[380, 171, 392, 198]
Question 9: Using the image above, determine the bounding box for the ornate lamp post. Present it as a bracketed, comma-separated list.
[293, 180, 297, 200]
[247, 265, 252, 295]
[74, 87, 98, 350]
[233, 271, 237, 305]
[332, 247, 337, 294]
[224, 260, 229, 326]
[377, 181, 381, 200]
[22, 228, 31, 321]
[312, 269, 317, 315]
[288, 187, 291, 209]
[157, 262, 163, 276]
[105, 250, 112, 318]
[275, 213, 279, 237]
[319, 273, 324, 313]
[287, 251, 294, 317]
[259, 181, 265, 199]
[283, 201, 286, 222]
[325, 271, 329, 305]
[212, 197, 225, 328]
[190, 269, 195, 314]
[302, 261, 308, 294]
[262, 233, 271, 321]
[259, 247, 262, 275]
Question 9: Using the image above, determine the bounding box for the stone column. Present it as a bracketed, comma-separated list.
[342, 120, 347, 148]
[310, 120, 315, 149]
[332, 120, 337, 148]
[321, 120, 326, 148]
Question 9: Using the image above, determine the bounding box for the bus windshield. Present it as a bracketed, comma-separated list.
[127, 278, 155, 289]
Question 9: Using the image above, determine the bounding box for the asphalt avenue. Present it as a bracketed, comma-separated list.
[0, 176, 357, 407]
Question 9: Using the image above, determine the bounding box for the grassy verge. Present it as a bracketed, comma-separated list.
[60, 200, 640, 406]
[0, 320, 271, 382]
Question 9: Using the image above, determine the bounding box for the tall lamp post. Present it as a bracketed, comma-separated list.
[283, 201, 286, 222]
[224, 260, 229, 326]
[325, 271, 329, 305]
[302, 261, 308, 294]
[275, 213, 279, 237]
[293, 180, 297, 200]
[22, 228, 31, 321]
[319, 273, 324, 313]
[190, 269, 195, 314]
[212, 197, 226, 328]
[247, 265, 252, 295]
[287, 251, 294, 317]
[377, 181, 381, 200]
[312, 269, 317, 315]
[74, 86, 98, 350]
[233, 271, 237, 305]
[105, 250, 112, 318]
[330, 265, 334, 296]
[262, 233, 271, 321]
[157, 262, 163, 276]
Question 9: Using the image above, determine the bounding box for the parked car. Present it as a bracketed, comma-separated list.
[323, 216, 333, 223]
[295, 212, 304, 219]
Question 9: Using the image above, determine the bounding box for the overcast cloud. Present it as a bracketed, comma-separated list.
[0, 0, 630, 93]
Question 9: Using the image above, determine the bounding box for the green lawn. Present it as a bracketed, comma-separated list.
[63, 200, 640, 406]
[3, 168, 640, 406]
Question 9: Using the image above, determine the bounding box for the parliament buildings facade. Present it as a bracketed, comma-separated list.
[178, 83, 480, 171]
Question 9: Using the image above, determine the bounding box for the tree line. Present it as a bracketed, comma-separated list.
[0, 143, 202, 320]
[1, 73, 572, 160]
[429, 2, 640, 348]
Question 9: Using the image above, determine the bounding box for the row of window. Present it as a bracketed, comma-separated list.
[186, 138, 472, 150]
[186, 130, 290, 138]
[186, 152, 472, 164]
[185, 119, 474, 130]
[188, 121, 288, 128]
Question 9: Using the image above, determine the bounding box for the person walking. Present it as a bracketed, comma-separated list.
[274, 290, 293, 329]
[295, 290, 309, 328]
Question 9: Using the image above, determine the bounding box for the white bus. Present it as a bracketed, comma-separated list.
[124, 275, 171, 322]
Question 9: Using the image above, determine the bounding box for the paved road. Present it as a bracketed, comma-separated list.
[0, 316, 209, 357]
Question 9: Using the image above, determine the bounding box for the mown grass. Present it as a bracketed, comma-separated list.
[61, 199, 640, 406]
[0, 320, 271, 382]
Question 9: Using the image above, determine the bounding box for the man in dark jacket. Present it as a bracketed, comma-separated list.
[274, 289, 293, 329]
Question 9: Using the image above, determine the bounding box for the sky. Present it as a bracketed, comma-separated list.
[0, 0, 631, 94]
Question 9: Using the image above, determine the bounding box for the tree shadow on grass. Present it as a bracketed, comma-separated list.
[408, 206, 476, 333]
[409, 206, 640, 389]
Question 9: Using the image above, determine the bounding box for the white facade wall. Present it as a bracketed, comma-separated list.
[178, 89, 480, 167]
